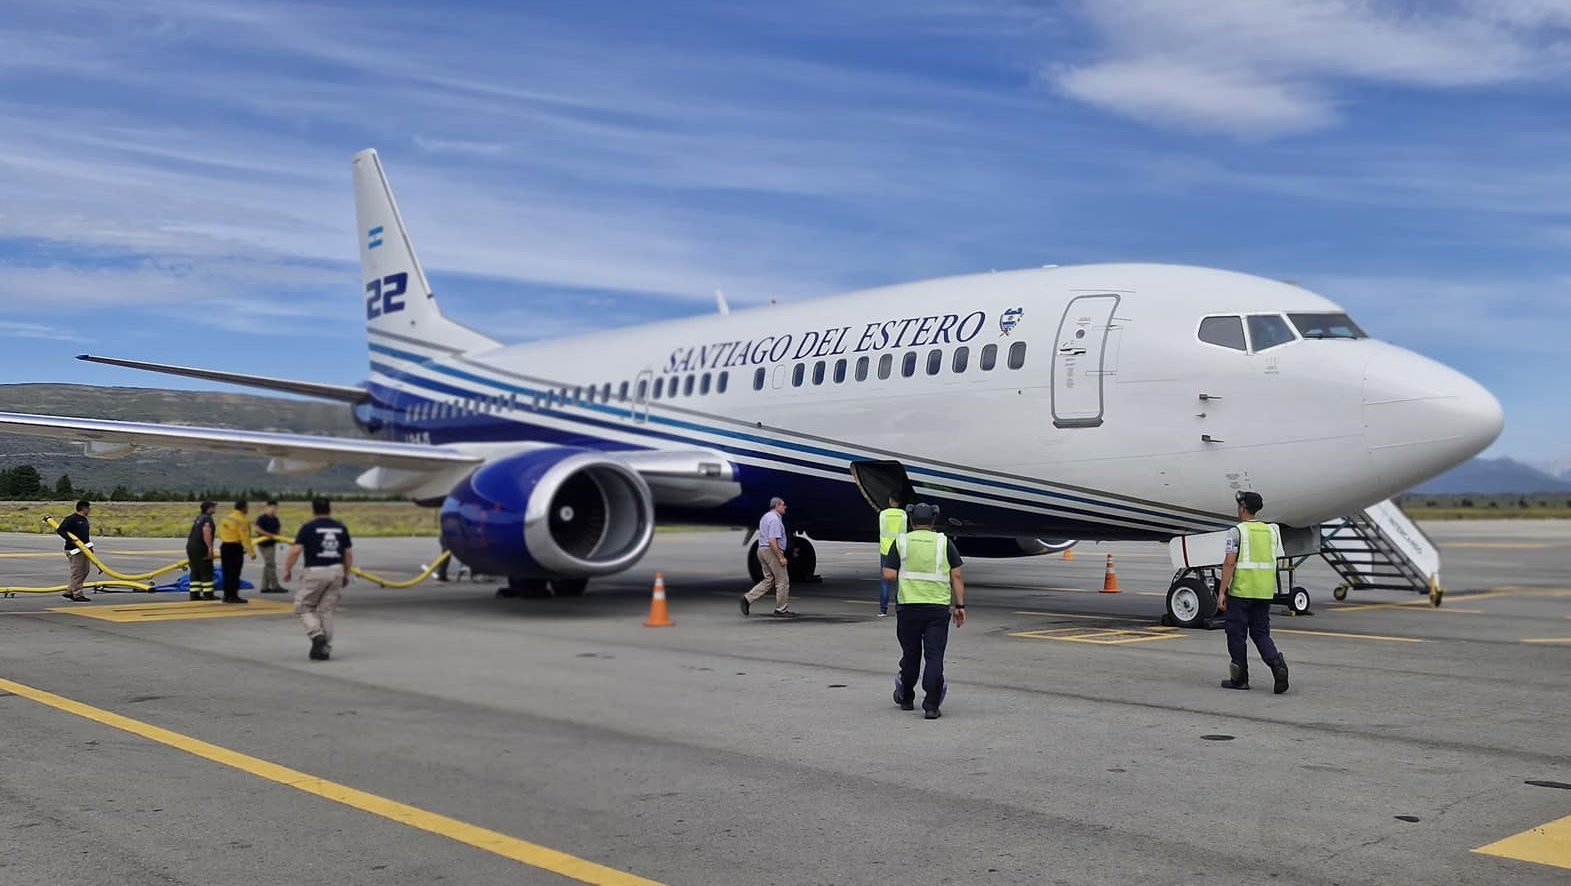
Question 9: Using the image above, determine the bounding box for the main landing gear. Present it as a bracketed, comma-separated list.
[744, 533, 820, 585]
[1160, 567, 1312, 629]
[497, 577, 590, 599]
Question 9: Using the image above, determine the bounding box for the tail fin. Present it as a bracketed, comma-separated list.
[352, 149, 499, 356]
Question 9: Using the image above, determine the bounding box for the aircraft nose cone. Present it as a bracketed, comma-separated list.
[1364, 348, 1504, 489]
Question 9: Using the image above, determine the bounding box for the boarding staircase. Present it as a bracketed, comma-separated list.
[1319, 498, 1443, 603]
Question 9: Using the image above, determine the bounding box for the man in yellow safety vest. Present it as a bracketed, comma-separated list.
[1217, 490, 1289, 693]
[882, 503, 965, 719]
[876, 494, 907, 617]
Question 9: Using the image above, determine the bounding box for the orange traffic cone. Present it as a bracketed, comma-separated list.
[1062, 547, 1074, 561]
[644, 572, 674, 627]
[1100, 554, 1121, 593]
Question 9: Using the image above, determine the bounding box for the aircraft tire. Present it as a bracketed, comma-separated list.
[549, 578, 588, 597]
[746, 548, 764, 584]
[500, 577, 552, 599]
[1165, 577, 1216, 629]
[788, 537, 819, 584]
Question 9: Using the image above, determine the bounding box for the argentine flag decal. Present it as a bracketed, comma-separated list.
[367, 225, 384, 250]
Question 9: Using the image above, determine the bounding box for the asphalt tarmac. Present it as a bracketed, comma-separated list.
[1, 520, 1567, 885]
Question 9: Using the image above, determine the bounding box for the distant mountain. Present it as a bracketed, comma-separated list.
[0, 384, 366, 495]
[1410, 457, 1571, 494]
[1532, 458, 1571, 483]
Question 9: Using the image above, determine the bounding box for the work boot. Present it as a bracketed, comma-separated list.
[189, 591, 202, 602]
[923, 707, 942, 720]
[1220, 661, 1250, 690]
[221, 595, 248, 605]
[893, 676, 914, 711]
[201, 591, 217, 601]
[309, 635, 329, 661]
[1270, 655, 1290, 695]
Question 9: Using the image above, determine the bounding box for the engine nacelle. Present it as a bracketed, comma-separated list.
[440, 448, 654, 578]
[952, 537, 1078, 558]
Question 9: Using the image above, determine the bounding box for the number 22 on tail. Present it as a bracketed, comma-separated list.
[365, 272, 409, 319]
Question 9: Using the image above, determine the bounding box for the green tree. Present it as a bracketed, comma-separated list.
[5, 465, 44, 500]
[54, 474, 74, 500]
[109, 484, 133, 501]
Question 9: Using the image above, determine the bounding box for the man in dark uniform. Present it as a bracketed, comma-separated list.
[283, 498, 354, 661]
[882, 503, 966, 720]
[1217, 490, 1290, 694]
[255, 500, 286, 592]
[186, 501, 218, 601]
[56, 499, 93, 602]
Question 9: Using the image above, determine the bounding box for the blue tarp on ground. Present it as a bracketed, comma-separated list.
[151, 567, 255, 594]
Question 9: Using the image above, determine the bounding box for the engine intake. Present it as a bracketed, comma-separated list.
[441, 448, 654, 578]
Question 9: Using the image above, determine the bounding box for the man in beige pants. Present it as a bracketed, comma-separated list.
[740, 497, 795, 617]
[282, 498, 354, 661]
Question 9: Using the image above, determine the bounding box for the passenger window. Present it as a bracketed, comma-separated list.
[926, 349, 942, 375]
[1248, 314, 1296, 352]
[717, 372, 728, 393]
[636, 379, 648, 400]
[601, 383, 611, 402]
[683, 375, 695, 396]
[653, 378, 664, 399]
[531, 394, 541, 410]
[812, 361, 826, 385]
[1199, 316, 1246, 351]
[901, 352, 917, 378]
[618, 381, 629, 401]
[833, 359, 846, 383]
[792, 364, 805, 387]
[573, 387, 582, 405]
[980, 344, 997, 370]
[753, 367, 766, 390]
[878, 354, 893, 380]
[700, 373, 712, 395]
[953, 346, 968, 374]
[1007, 341, 1027, 369]
[855, 356, 869, 382]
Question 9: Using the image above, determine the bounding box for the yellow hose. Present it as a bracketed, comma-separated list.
[257, 531, 451, 589]
[42, 517, 190, 582]
[2, 580, 154, 597]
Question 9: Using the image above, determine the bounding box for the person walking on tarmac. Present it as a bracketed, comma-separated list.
[255, 500, 286, 593]
[740, 497, 795, 617]
[883, 503, 966, 720]
[876, 495, 906, 617]
[216, 500, 256, 604]
[1217, 490, 1290, 693]
[187, 501, 218, 601]
[283, 498, 354, 661]
[56, 499, 94, 602]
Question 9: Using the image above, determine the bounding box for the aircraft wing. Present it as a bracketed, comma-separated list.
[0, 412, 480, 472]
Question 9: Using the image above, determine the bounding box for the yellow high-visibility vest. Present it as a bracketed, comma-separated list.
[896, 529, 952, 605]
[878, 507, 907, 555]
[1230, 520, 1283, 600]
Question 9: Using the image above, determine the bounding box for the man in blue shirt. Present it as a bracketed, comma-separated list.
[740, 497, 795, 617]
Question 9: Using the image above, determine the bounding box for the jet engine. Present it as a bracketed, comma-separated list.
[952, 537, 1078, 558]
[439, 448, 654, 578]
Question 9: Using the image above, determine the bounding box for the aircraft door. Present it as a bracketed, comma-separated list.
[630, 369, 652, 423]
[1051, 293, 1121, 428]
[850, 460, 917, 511]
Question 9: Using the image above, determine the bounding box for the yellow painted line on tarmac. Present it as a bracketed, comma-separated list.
[1521, 638, 1571, 645]
[1272, 628, 1421, 644]
[51, 599, 295, 623]
[0, 675, 665, 886]
[1010, 627, 1184, 645]
[1013, 610, 1153, 623]
[1444, 542, 1561, 549]
[1474, 810, 1571, 872]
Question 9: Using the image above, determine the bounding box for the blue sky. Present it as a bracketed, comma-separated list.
[1, 0, 1568, 463]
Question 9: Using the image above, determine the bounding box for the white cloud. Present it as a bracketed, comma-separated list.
[0, 321, 86, 342]
[1053, 0, 1571, 136]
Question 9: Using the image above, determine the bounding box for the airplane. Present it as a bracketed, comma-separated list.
[0, 149, 1503, 616]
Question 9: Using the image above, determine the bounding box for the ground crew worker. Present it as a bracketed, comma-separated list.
[739, 496, 794, 617]
[283, 497, 353, 661]
[877, 494, 906, 617]
[186, 501, 218, 601]
[216, 500, 255, 604]
[882, 503, 965, 720]
[1217, 490, 1290, 693]
[56, 499, 93, 603]
[255, 499, 286, 593]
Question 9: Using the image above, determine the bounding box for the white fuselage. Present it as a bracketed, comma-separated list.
[360, 263, 1502, 542]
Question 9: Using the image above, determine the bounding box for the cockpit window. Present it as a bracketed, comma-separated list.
[1247, 314, 1297, 352]
[1289, 312, 1366, 340]
[1198, 315, 1246, 351]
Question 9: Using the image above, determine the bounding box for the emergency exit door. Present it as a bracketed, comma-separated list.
[1051, 293, 1121, 428]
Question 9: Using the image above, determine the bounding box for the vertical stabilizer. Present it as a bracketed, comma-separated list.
[352, 149, 498, 356]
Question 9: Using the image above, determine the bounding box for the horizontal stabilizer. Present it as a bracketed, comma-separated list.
[77, 354, 367, 404]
